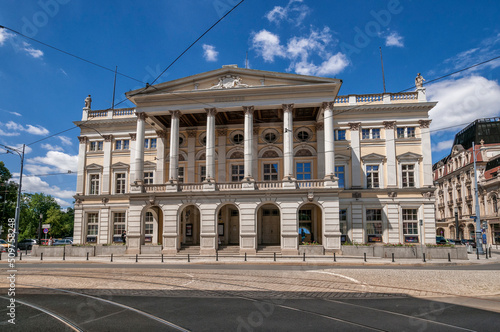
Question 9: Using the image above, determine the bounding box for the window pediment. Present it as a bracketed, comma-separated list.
[111, 162, 129, 170]
[144, 161, 157, 170]
[397, 152, 422, 162]
[86, 163, 103, 171]
[361, 153, 386, 163]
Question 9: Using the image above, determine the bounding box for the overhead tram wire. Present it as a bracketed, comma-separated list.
[0, 25, 145, 85]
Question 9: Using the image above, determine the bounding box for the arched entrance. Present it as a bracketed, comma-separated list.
[467, 224, 475, 239]
[257, 203, 281, 245]
[142, 206, 163, 245]
[298, 203, 322, 244]
[179, 205, 201, 246]
[436, 228, 445, 236]
[217, 204, 240, 246]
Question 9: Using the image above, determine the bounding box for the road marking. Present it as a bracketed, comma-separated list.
[307, 270, 364, 284]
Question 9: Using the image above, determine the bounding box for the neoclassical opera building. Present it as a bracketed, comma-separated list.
[73, 65, 437, 254]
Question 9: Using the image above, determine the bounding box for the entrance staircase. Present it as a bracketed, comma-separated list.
[257, 245, 282, 257]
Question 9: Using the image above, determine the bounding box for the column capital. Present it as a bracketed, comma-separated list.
[315, 122, 324, 131]
[216, 128, 228, 136]
[383, 121, 396, 129]
[169, 110, 181, 118]
[78, 136, 88, 144]
[321, 101, 335, 110]
[205, 108, 217, 116]
[348, 122, 361, 131]
[156, 130, 168, 139]
[187, 129, 197, 138]
[103, 135, 113, 142]
[419, 120, 432, 128]
[282, 103, 294, 113]
[129, 133, 137, 141]
[242, 105, 254, 114]
[135, 112, 147, 120]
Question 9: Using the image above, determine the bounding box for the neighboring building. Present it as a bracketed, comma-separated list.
[433, 118, 500, 245]
[73, 65, 437, 254]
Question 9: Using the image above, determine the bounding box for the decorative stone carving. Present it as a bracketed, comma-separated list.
[148, 195, 155, 206]
[129, 133, 137, 141]
[352, 192, 361, 199]
[315, 122, 324, 131]
[383, 121, 396, 129]
[321, 101, 334, 110]
[187, 129, 197, 138]
[84, 95, 92, 109]
[253, 126, 259, 135]
[242, 105, 254, 115]
[135, 112, 147, 120]
[349, 122, 361, 131]
[307, 192, 314, 202]
[169, 110, 181, 118]
[102, 197, 109, 204]
[415, 73, 425, 89]
[282, 104, 294, 113]
[78, 136, 88, 144]
[156, 130, 168, 139]
[419, 120, 431, 128]
[422, 191, 434, 199]
[75, 197, 84, 205]
[205, 108, 217, 116]
[103, 135, 113, 142]
[216, 128, 227, 136]
[210, 75, 249, 89]
[388, 191, 397, 198]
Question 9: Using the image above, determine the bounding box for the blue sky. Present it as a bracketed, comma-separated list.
[1, 0, 500, 207]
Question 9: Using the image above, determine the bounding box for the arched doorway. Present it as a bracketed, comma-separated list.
[298, 203, 322, 244]
[468, 224, 475, 239]
[436, 228, 445, 236]
[142, 206, 163, 245]
[179, 205, 201, 246]
[257, 203, 281, 245]
[217, 204, 240, 246]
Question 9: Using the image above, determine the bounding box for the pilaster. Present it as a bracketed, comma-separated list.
[349, 122, 362, 188]
[419, 120, 433, 187]
[102, 135, 112, 194]
[76, 136, 87, 194]
[384, 121, 397, 188]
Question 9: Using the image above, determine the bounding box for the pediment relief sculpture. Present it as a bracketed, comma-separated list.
[210, 75, 250, 89]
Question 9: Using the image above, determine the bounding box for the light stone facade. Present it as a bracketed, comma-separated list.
[74, 66, 437, 254]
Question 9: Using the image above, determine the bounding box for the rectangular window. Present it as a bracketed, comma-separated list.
[264, 163, 279, 181]
[144, 138, 157, 149]
[299, 210, 312, 221]
[231, 164, 244, 182]
[86, 213, 98, 243]
[362, 129, 370, 140]
[335, 129, 346, 141]
[113, 212, 126, 242]
[340, 209, 348, 243]
[144, 171, 154, 184]
[362, 128, 380, 140]
[335, 165, 345, 188]
[115, 139, 129, 150]
[296, 162, 311, 180]
[402, 164, 415, 187]
[366, 209, 383, 242]
[90, 141, 103, 151]
[397, 127, 416, 138]
[89, 174, 100, 195]
[200, 166, 206, 182]
[144, 211, 154, 242]
[407, 127, 415, 138]
[372, 128, 380, 139]
[178, 167, 184, 183]
[366, 165, 379, 188]
[397, 128, 405, 138]
[115, 173, 126, 194]
[403, 208, 419, 243]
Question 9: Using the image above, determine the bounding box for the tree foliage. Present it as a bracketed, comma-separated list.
[0, 161, 18, 233]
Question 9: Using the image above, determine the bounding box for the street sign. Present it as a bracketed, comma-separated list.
[42, 224, 51, 229]
[470, 216, 476, 219]
[43, 228, 49, 234]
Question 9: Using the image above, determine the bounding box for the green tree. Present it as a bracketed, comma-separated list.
[19, 193, 60, 240]
[45, 206, 74, 238]
[0, 161, 18, 237]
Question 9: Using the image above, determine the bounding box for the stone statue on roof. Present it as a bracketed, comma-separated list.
[415, 73, 425, 89]
[84, 95, 92, 109]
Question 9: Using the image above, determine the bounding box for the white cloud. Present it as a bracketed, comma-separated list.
[0, 128, 20, 136]
[5, 121, 24, 131]
[59, 68, 68, 76]
[9, 144, 33, 154]
[202, 44, 218, 62]
[41, 143, 65, 152]
[266, 0, 310, 26]
[1, 121, 49, 136]
[18, 175, 75, 207]
[29, 151, 78, 173]
[252, 30, 286, 62]
[385, 32, 404, 47]
[427, 76, 500, 132]
[0, 29, 12, 46]
[21, 42, 43, 58]
[444, 33, 500, 72]
[433, 140, 454, 152]
[10, 111, 22, 117]
[58, 136, 72, 146]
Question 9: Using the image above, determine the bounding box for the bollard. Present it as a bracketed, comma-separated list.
[0, 252, 2, 260]
[20, 252, 22, 261]
[244, 252, 247, 262]
[333, 252, 336, 262]
[87, 252, 89, 261]
[485, 250, 488, 259]
[303, 252, 305, 262]
[161, 254, 164, 263]
[274, 252, 276, 262]
[392, 253, 394, 263]
[63, 250, 65, 261]
[423, 253, 426, 262]
[111, 253, 113, 262]
[136, 254, 138, 263]
[188, 254, 190, 263]
[489, 247, 492, 258]
[41, 252, 43, 261]
[448, 253, 451, 262]
[26, 248, 28, 256]
[363, 253, 366, 262]
[477, 248, 479, 260]
[216, 250, 218, 262]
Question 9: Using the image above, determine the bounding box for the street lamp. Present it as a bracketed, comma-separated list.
[472, 142, 485, 254]
[454, 206, 459, 240]
[38, 213, 43, 244]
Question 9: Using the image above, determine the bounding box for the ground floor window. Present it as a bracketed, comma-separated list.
[402, 208, 419, 243]
[86, 213, 98, 243]
[493, 224, 500, 244]
[340, 209, 348, 243]
[113, 212, 126, 242]
[144, 211, 154, 243]
[366, 209, 383, 242]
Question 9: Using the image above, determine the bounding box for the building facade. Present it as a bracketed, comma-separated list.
[73, 66, 437, 254]
[433, 118, 500, 245]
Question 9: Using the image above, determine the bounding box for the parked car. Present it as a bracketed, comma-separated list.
[436, 236, 453, 244]
[446, 239, 455, 245]
[53, 239, 73, 246]
[0, 239, 9, 249]
[461, 239, 477, 248]
[18, 239, 37, 250]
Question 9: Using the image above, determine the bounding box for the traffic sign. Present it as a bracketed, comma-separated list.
[42, 224, 51, 229]
[43, 228, 49, 234]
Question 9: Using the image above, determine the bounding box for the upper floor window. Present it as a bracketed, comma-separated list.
[264, 163, 279, 181]
[362, 128, 380, 140]
[231, 164, 244, 182]
[115, 139, 129, 150]
[144, 172, 154, 185]
[402, 164, 415, 188]
[89, 174, 100, 195]
[263, 131, 278, 144]
[144, 138, 157, 149]
[200, 166, 206, 182]
[115, 173, 126, 194]
[335, 165, 345, 188]
[397, 127, 416, 138]
[178, 167, 185, 183]
[335, 129, 346, 141]
[231, 133, 244, 145]
[366, 165, 379, 188]
[296, 162, 311, 180]
[89, 141, 103, 151]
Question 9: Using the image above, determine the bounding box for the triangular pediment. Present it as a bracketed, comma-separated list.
[85, 163, 103, 170]
[127, 65, 341, 96]
[143, 161, 156, 169]
[361, 153, 386, 162]
[397, 152, 422, 161]
[111, 162, 129, 169]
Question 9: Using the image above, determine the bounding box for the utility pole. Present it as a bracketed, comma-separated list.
[472, 142, 485, 254]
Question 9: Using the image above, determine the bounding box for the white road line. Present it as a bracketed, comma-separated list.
[307, 270, 365, 284]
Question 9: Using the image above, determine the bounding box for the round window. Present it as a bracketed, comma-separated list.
[233, 134, 244, 144]
[179, 136, 184, 146]
[264, 132, 277, 143]
[202, 136, 207, 146]
[297, 131, 310, 142]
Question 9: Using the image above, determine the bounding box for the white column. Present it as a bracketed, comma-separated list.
[129, 133, 136, 185]
[217, 128, 227, 182]
[243, 106, 254, 180]
[420, 120, 433, 187]
[169, 111, 180, 181]
[204, 108, 217, 191]
[385, 121, 397, 188]
[187, 129, 196, 182]
[76, 136, 87, 194]
[134, 112, 146, 183]
[283, 104, 294, 179]
[350, 123, 362, 188]
[316, 123, 325, 179]
[155, 130, 167, 184]
[323, 102, 335, 177]
[102, 135, 112, 194]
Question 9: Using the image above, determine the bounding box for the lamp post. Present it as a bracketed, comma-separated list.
[38, 213, 43, 244]
[454, 206, 459, 240]
[472, 142, 485, 254]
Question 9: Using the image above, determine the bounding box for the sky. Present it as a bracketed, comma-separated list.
[1, 0, 500, 208]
